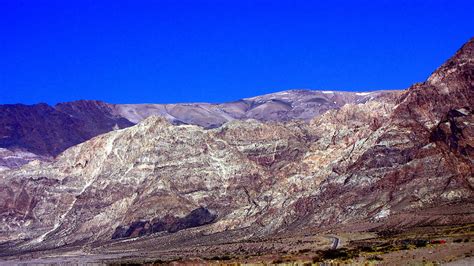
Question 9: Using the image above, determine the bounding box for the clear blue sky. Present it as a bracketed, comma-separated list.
[0, 0, 473, 105]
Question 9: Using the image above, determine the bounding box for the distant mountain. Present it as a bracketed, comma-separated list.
[0, 38, 472, 262]
[113, 89, 397, 127]
[0, 89, 398, 169]
[0, 101, 133, 158]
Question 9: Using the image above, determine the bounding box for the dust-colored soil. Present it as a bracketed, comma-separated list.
[1, 224, 473, 265]
[351, 241, 473, 265]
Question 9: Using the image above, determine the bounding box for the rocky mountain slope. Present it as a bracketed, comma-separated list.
[0, 38, 472, 260]
[0, 90, 394, 167]
[0, 101, 133, 159]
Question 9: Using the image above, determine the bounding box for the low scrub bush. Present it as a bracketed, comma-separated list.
[368, 255, 383, 261]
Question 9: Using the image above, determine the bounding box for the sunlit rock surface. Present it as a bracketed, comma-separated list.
[0, 38, 472, 257]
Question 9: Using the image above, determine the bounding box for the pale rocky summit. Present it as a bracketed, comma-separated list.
[0, 38, 472, 259]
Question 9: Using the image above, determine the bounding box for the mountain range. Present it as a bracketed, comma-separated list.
[0, 38, 472, 264]
[0, 89, 395, 169]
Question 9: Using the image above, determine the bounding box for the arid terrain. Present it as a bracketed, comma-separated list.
[0, 38, 473, 264]
[1, 224, 473, 265]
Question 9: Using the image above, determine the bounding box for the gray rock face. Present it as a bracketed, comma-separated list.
[0, 38, 472, 258]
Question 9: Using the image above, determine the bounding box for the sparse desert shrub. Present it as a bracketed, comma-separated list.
[377, 229, 402, 237]
[272, 257, 284, 264]
[368, 255, 383, 261]
[399, 244, 410, 250]
[298, 248, 311, 253]
[209, 255, 232, 261]
[149, 259, 164, 264]
[322, 248, 358, 260]
[378, 243, 397, 253]
[360, 246, 376, 252]
[312, 255, 323, 263]
[414, 240, 428, 248]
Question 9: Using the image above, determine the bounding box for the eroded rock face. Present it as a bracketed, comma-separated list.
[0, 38, 472, 255]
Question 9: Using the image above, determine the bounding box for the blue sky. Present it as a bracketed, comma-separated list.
[0, 0, 473, 105]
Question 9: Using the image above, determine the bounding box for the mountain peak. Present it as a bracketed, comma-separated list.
[428, 37, 474, 87]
